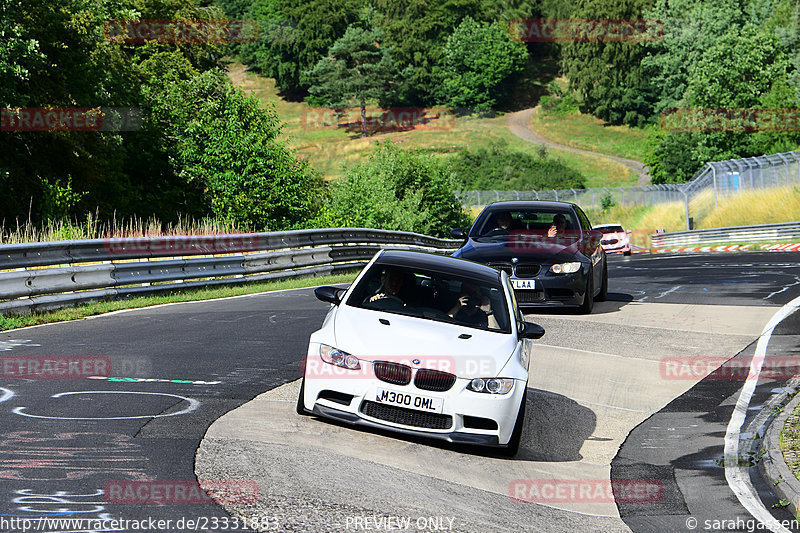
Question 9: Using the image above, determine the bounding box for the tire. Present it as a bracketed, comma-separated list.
[623, 250, 631, 256]
[596, 261, 608, 302]
[578, 269, 594, 314]
[498, 390, 527, 458]
[296, 376, 311, 416]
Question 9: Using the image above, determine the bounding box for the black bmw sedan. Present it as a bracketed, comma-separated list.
[451, 201, 607, 313]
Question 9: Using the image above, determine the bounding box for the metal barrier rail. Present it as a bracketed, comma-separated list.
[0, 229, 460, 315]
[651, 222, 800, 248]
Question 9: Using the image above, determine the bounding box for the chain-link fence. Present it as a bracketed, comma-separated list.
[457, 150, 800, 230]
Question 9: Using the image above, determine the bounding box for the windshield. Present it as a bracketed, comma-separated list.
[598, 225, 625, 233]
[346, 263, 510, 333]
[471, 209, 579, 240]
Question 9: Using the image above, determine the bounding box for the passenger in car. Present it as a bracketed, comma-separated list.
[547, 213, 568, 237]
[447, 283, 490, 327]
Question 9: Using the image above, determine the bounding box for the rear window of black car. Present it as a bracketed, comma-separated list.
[346, 264, 511, 333]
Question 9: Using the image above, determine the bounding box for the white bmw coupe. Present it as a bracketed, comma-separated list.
[297, 250, 544, 456]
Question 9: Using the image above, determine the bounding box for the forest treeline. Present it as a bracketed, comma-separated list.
[2, 0, 798, 235]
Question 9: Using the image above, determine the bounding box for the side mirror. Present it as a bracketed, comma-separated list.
[519, 321, 545, 339]
[450, 228, 467, 239]
[315, 286, 345, 305]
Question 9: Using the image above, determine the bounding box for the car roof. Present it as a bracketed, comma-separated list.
[374, 250, 502, 286]
[481, 200, 577, 211]
[593, 223, 625, 229]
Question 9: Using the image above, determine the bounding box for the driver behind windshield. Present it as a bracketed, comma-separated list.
[483, 212, 512, 237]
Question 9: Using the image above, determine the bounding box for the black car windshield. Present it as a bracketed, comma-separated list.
[346, 264, 511, 333]
[471, 209, 578, 240]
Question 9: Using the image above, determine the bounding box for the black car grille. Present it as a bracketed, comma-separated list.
[373, 361, 412, 385]
[414, 368, 456, 392]
[361, 401, 452, 429]
[488, 262, 513, 275]
[513, 264, 541, 278]
[601, 239, 619, 245]
[515, 290, 545, 303]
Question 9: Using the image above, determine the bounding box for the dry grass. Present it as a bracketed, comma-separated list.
[583, 186, 800, 247]
[702, 187, 800, 228]
[529, 108, 651, 162]
[1, 213, 248, 244]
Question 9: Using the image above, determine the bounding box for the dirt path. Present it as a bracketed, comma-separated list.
[506, 107, 651, 186]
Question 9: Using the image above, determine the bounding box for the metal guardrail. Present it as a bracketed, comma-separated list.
[0, 229, 460, 315]
[651, 222, 800, 248]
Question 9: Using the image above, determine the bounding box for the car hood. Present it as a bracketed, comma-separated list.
[456, 236, 584, 264]
[332, 305, 518, 379]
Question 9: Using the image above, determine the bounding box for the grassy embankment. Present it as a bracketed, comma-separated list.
[586, 187, 800, 247]
[528, 107, 651, 162]
[228, 61, 637, 188]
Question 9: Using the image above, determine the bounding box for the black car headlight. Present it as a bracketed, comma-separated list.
[550, 262, 581, 274]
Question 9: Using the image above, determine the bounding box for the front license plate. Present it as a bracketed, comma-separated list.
[376, 388, 443, 413]
[511, 278, 536, 289]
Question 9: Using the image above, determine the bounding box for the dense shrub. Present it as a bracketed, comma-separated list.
[321, 142, 470, 236]
[447, 140, 586, 191]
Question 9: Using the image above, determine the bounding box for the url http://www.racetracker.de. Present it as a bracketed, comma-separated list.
[1, 515, 286, 532]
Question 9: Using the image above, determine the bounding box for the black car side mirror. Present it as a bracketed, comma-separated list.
[450, 228, 467, 239]
[519, 321, 545, 339]
[315, 286, 345, 305]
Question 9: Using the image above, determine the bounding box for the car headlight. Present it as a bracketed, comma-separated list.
[319, 344, 361, 370]
[550, 262, 581, 274]
[467, 378, 514, 394]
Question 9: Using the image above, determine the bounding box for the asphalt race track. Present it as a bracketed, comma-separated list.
[0, 251, 798, 532]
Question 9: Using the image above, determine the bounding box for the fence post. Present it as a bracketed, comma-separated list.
[554, 189, 559, 201]
[712, 165, 718, 207]
[682, 189, 690, 231]
[570, 188, 578, 204]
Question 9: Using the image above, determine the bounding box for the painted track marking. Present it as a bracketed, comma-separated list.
[724, 295, 800, 533]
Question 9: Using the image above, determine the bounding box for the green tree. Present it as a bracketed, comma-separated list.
[306, 24, 402, 137]
[143, 60, 323, 230]
[438, 17, 528, 112]
[239, 0, 363, 99]
[324, 142, 470, 236]
[559, 0, 657, 127]
[372, 0, 483, 105]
